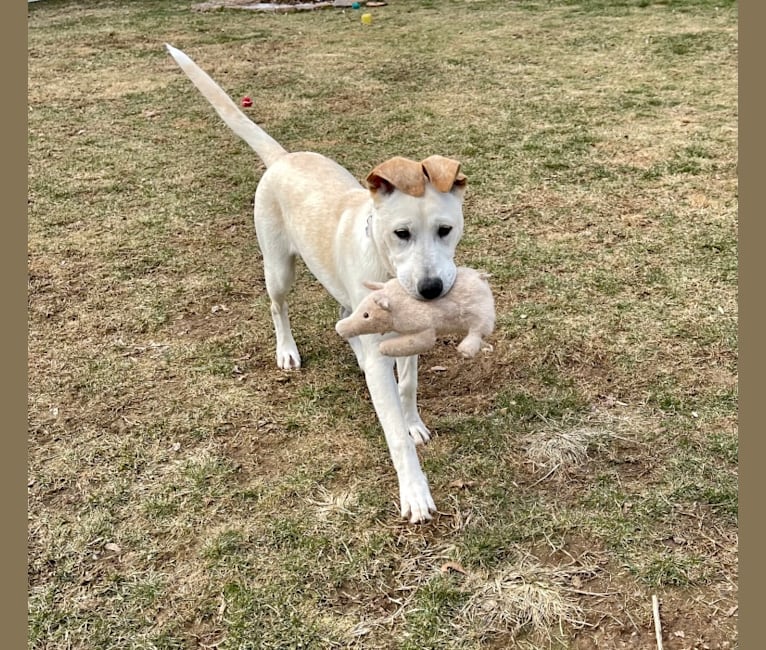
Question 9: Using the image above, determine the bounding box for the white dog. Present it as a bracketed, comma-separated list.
[166, 45, 468, 523]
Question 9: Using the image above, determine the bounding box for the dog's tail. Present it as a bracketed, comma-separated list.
[165, 44, 288, 168]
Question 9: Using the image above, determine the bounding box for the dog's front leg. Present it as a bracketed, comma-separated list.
[396, 354, 431, 445]
[364, 346, 436, 523]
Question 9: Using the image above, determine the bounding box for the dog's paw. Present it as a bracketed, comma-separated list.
[399, 475, 436, 524]
[407, 417, 432, 446]
[276, 346, 301, 370]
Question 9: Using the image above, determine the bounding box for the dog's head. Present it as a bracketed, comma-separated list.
[367, 155, 467, 300]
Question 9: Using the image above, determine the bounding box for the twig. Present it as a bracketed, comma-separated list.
[529, 463, 560, 487]
[652, 594, 664, 650]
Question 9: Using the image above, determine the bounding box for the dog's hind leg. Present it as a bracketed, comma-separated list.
[256, 207, 301, 370]
[396, 355, 431, 445]
[263, 251, 301, 370]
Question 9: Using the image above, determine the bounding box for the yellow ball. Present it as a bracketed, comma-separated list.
[361, 13, 373, 25]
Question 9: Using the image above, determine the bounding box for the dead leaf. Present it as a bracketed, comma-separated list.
[448, 479, 477, 490]
[440, 561, 469, 576]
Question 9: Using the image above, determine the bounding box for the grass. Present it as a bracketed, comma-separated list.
[28, 0, 737, 648]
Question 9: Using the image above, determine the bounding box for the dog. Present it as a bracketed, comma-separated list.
[166, 45, 468, 523]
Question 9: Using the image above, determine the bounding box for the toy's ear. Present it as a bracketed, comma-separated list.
[367, 157, 426, 197]
[373, 294, 391, 311]
[420, 155, 467, 195]
[363, 280, 385, 291]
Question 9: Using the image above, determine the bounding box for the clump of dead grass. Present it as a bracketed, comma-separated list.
[459, 555, 598, 644]
[340, 548, 599, 646]
[307, 484, 358, 519]
[522, 410, 651, 478]
[525, 426, 605, 471]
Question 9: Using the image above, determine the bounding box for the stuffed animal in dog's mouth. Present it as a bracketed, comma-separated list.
[336, 266, 495, 358]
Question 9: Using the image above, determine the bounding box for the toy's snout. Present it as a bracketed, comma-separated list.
[336, 308, 375, 339]
[336, 292, 394, 340]
[335, 316, 355, 339]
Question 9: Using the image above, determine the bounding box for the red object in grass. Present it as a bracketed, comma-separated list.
[241, 96, 253, 108]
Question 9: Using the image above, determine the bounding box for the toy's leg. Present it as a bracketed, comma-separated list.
[362, 342, 436, 523]
[457, 331, 484, 358]
[396, 355, 431, 445]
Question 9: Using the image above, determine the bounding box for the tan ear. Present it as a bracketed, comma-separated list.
[367, 157, 426, 197]
[363, 280, 385, 291]
[420, 155, 467, 193]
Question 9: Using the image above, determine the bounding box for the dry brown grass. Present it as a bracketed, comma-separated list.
[29, 0, 737, 648]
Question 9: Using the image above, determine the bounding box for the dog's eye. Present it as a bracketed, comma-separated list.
[394, 229, 411, 241]
[438, 225, 453, 238]
[363, 312, 369, 319]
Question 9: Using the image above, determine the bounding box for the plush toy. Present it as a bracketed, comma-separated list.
[336, 267, 495, 358]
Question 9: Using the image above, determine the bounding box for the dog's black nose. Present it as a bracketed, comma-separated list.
[417, 277, 443, 300]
